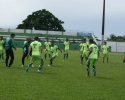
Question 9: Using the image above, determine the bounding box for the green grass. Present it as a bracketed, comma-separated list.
[0, 49, 125, 100]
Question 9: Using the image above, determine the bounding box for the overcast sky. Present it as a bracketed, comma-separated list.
[0, 0, 125, 39]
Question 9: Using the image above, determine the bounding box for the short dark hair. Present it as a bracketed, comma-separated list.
[11, 33, 15, 37]
[89, 39, 93, 43]
[34, 37, 39, 40]
[104, 41, 107, 44]
[83, 38, 86, 41]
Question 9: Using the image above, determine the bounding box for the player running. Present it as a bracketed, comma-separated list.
[86, 39, 99, 77]
[21, 38, 32, 67]
[0, 36, 4, 60]
[48, 41, 62, 66]
[81, 38, 89, 65]
[102, 42, 109, 63]
[26, 37, 44, 73]
[63, 38, 70, 61]
[44, 38, 51, 60]
[3, 33, 16, 67]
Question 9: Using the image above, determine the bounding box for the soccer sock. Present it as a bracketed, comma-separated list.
[64, 54, 66, 60]
[38, 62, 44, 70]
[67, 54, 68, 60]
[2, 53, 4, 59]
[107, 58, 108, 63]
[45, 54, 47, 59]
[26, 63, 32, 72]
[86, 66, 90, 76]
[50, 59, 52, 65]
[93, 66, 96, 76]
[81, 61, 83, 65]
[49, 54, 50, 58]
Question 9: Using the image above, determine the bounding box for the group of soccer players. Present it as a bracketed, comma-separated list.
[0, 33, 110, 76]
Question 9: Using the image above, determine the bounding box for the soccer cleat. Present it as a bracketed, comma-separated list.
[86, 75, 89, 77]
[37, 69, 41, 73]
[21, 65, 24, 67]
[25, 68, 29, 72]
[48, 64, 52, 66]
[32, 65, 34, 67]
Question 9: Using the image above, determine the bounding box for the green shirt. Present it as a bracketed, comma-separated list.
[89, 44, 98, 59]
[22, 42, 31, 53]
[83, 43, 88, 53]
[79, 43, 83, 51]
[64, 41, 69, 50]
[0, 40, 4, 50]
[4, 37, 16, 50]
[102, 45, 109, 54]
[51, 45, 58, 56]
[30, 41, 42, 56]
[44, 42, 51, 50]
[24, 41, 27, 44]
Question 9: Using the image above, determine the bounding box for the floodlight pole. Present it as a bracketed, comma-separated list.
[101, 0, 105, 46]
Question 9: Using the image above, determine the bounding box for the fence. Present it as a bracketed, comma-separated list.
[98, 41, 125, 52]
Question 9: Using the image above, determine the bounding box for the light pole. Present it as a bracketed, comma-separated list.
[101, 0, 105, 46]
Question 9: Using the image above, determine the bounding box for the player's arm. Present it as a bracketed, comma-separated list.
[58, 47, 62, 53]
[86, 47, 92, 59]
[11, 39, 16, 50]
[40, 46, 43, 54]
[22, 44, 26, 53]
[27, 46, 31, 57]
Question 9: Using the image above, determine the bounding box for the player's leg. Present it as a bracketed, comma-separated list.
[48, 55, 56, 66]
[5, 50, 9, 67]
[93, 59, 97, 77]
[0, 50, 2, 60]
[106, 54, 108, 63]
[21, 53, 27, 66]
[63, 50, 66, 60]
[1, 50, 4, 59]
[66, 50, 69, 60]
[44, 49, 47, 60]
[81, 55, 83, 65]
[26, 56, 35, 72]
[8, 50, 14, 67]
[86, 59, 90, 76]
[103, 54, 105, 63]
[38, 56, 44, 72]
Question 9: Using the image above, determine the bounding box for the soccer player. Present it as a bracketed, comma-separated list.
[44, 38, 51, 60]
[81, 39, 88, 64]
[21, 38, 32, 67]
[48, 41, 62, 66]
[3, 33, 16, 67]
[79, 39, 84, 64]
[0, 36, 4, 60]
[86, 39, 99, 77]
[1, 36, 4, 59]
[102, 42, 109, 63]
[26, 37, 43, 73]
[63, 38, 70, 61]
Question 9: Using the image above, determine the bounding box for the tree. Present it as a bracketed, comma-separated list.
[17, 9, 65, 31]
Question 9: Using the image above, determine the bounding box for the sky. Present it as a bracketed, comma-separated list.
[0, 0, 125, 39]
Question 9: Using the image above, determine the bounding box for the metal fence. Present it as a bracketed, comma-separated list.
[98, 41, 125, 52]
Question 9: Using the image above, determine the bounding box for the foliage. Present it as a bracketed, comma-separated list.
[17, 9, 65, 31]
[107, 34, 125, 42]
[0, 49, 125, 99]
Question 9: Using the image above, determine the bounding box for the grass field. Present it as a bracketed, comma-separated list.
[0, 48, 125, 100]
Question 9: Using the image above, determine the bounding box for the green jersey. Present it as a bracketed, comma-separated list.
[51, 45, 58, 56]
[30, 41, 42, 56]
[79, 43, 83, 51]
[4, 37, 16, 50]
[83, 43, 88, 53]
[0, 40, 4, 50]
[89, 44, 98, 59]
[102, 45, 109, 54]
[24, 41, 27, 44]
[44, 42, 51, 50]
[64, 41, 69, 50]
